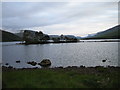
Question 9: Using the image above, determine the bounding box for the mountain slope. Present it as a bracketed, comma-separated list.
[85, 25, 120, 39]
[15, 32, 23, 38]
[0, 30, 22, 42]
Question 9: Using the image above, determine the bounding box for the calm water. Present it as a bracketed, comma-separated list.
[2, 40, 119, 68]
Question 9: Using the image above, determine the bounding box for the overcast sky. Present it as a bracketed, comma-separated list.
[2, 2, 118, 36]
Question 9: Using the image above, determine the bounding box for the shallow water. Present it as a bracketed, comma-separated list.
[2, 40, 119, 68]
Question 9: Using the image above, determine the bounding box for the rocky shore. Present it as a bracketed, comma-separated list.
[2, 59, 120, 88]
[2, 65, 120, 76]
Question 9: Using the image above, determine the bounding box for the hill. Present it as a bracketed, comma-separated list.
[0, 30, 22, 42]
[84, 25, 120, 39]
[15, 32, 23, 38]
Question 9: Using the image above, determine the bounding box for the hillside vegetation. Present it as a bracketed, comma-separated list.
[0, 30, 22, 42]
[84, 25, 120, 39]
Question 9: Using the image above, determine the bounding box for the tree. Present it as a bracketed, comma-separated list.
[60, 34, 64, 40]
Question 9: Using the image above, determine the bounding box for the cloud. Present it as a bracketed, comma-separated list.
[2, 2, 118, 36]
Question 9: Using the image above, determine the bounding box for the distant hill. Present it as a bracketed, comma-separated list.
[0, 30, 22, 42]
[15, 32, 23, 38]
[84, 25, 120, 39]
[49, 35, 60, 39]
[76, 36, 81, 40]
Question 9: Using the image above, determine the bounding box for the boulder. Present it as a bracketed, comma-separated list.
[8, 66, 13, 69]
[5, 63, 9, 65]
[80, 65, 85, 68]
[102, 59, 107, 62]
[38, 59, 51, 67]
[27, 61, 37, 66]
[16, 60, 20, 63]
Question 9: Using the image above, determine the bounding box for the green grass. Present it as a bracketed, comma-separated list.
[2, 67, 120, 88]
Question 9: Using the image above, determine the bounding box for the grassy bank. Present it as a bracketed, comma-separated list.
[2, 66, 120, 88]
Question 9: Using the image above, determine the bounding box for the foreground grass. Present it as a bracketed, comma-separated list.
[2, 67, 120, 88]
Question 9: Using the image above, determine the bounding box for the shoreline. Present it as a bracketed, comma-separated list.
[16, 39, 120, 45]
[2, 65, 120, 88]
[2, 65, 120, 71]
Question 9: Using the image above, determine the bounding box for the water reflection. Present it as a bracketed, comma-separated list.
[2, 41, 119, 68]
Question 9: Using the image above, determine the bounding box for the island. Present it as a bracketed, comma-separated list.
[22, 30, 79, 44]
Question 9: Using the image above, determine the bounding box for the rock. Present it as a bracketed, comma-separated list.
[102, 59, 107, 62]
[8, 66, 13, 69]
[5, 63, 9, 65]
[71, 66, 78, 68]
[58, 66, 63, 69]
[38, 59, 51, 67]
[80, 65, 85, 68]
[95, 66, 103, 68]
[16, 61, 20, 63]
[27, 61, 37, 66]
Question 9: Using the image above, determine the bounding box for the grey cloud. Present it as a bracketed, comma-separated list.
[2, 2, 68, 18]
[2, 2, 70, 29]
[2, 2, 118, 32]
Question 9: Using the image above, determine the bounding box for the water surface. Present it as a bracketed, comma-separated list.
[2, 40, 119, 68]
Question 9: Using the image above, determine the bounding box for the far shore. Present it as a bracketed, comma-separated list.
[1, 39, 120, 44]
[16, 39, 120, 45]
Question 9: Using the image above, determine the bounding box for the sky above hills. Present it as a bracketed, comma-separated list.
[2, 1, 118, 36]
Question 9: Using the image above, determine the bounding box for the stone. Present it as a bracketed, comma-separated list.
[38, 59, 51, 67]
[8, 66, 13, 69]
[5, 63, 9, 65]
[27, 61, 37, 66]
[102, 59, 107, 62]
[80, 65, 85, 68]
[16, 61, 20, 63]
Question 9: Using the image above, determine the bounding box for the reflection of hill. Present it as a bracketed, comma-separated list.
[85, 25, 120, 39]
[0, 30, 22, 42]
